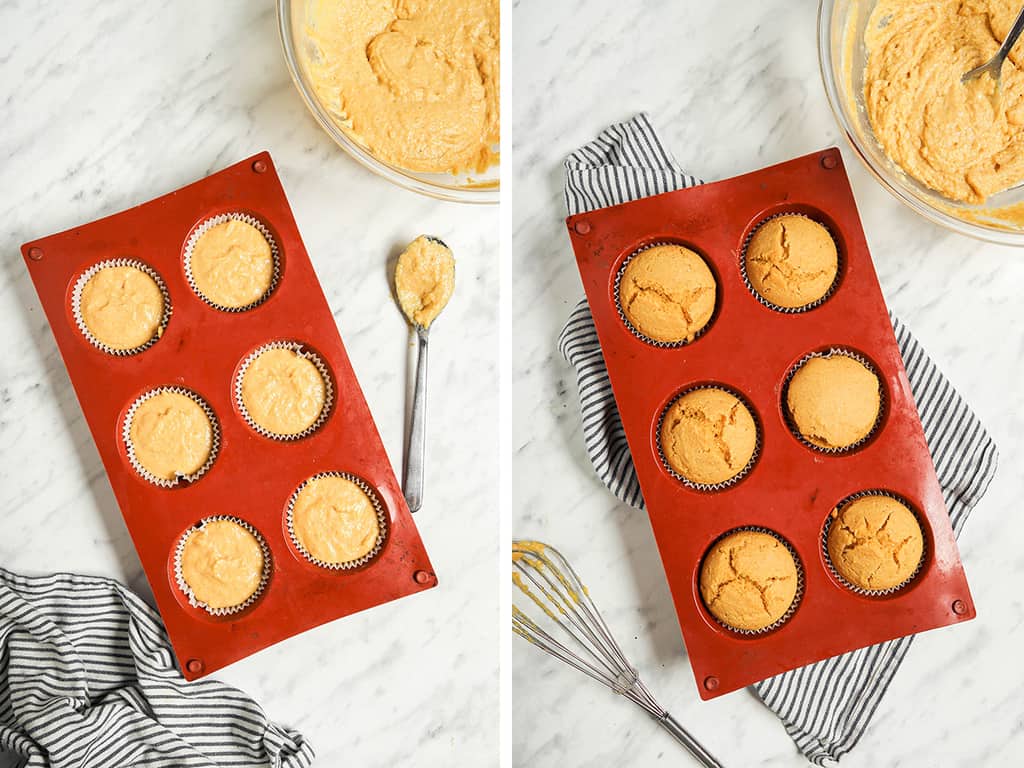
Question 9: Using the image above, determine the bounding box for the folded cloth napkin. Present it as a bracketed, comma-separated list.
[558, 113, 999, 766]
[0, 568, 315, 768]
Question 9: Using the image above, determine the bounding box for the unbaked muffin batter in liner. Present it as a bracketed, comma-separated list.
[821, 490, 928, 598]
[613, 241, 718, 348]
[122, 386, 220, 488]
[71, 258, 172, 356]
[738, 212, 843, 314]
[699, 526, 805, 636]
[234, 340, 334, 441]
[173, 515, 272, 617]
[655, 384, 762, 492]
[182, 212, 281, 312]
[285, 471, 389, 571]
[782, 348, 887, 455]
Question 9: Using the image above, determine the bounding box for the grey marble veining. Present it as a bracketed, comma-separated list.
[0, 2, 497, 766]
[507, 1, 1024, 766]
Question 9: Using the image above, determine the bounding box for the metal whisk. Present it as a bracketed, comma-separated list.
[512, 539, 723, 768]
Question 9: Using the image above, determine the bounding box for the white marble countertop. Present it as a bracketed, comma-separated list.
[507, 2, 1024, 766]
[0, 2, 497, 766]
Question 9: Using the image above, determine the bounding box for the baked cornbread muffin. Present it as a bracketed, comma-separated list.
[745, 216, 838, 309]
[700, 530, 799, 631]
[188, 219, 274, 308]
[129, 391, 214, 481]
[79, 264, 165, 350]
[240, 347, 327, 437]
[827, 495, 924, 591]
[290, 475, 381, 566]
[786, 354, 881, 450]
[395, 236, 455, 328]
[179, 519, 265, 610]
[618, 245, 716, 343]
[660, 388, 757, 486]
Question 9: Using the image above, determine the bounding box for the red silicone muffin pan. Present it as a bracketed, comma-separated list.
[566, 148, 975, 700]
[21, 152, 436, 680]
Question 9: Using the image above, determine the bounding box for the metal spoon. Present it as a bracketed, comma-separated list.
[962, 5, 1024, 84]
[394, 235, 455, 512]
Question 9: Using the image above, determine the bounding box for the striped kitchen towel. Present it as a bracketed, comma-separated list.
[559, 113, 998, 766]
[0, 567, 315, 768]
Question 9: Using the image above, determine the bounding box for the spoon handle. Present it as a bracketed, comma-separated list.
[998, 5, 1024, 63]
[404, 326, 429, 512]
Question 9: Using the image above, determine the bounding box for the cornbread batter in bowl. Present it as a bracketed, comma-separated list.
[299, 0, 499, 176]
[864, 0, 1024, 204]
[178, 518, 267, 611]
[395, 236, 455, 328]
[659, 387, 758, 487]
[240, 346, 328, 437]
[127, 390, 215, 482]
[289, 474, 383, 567]
[700, 529, 800, 632]
[617, 245, 717, 344]
[186, 219, 276, 309]
[77, 263, 166, 351]
[827, 494, 925, 592]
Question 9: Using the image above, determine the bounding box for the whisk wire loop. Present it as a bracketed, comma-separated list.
[512, 539, 724, 768]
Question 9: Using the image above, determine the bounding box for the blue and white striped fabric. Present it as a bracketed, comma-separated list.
[558, 113, 999, 766]
[0, 568, 315, 768]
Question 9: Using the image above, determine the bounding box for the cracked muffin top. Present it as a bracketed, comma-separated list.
[786, 354, 881, 451]
[618, 244, 716, 343]
[700, 529, 799, 631]
[745, 215, 838, 309]
[660, 388, 757, 486]
[827, 495, 924, 592]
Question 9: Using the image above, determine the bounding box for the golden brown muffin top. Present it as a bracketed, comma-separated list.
[827, 495, 924, 591]
[700, 530, 799, 631]
[660, 388, 757, 486]
[745, 216, 838, 309]
[619, 245, 716, 343]
[786, 355, 881, 450]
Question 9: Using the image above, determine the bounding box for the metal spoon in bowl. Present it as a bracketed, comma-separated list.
[962, 5, 1024, 84]
[394, 235, 455, 512]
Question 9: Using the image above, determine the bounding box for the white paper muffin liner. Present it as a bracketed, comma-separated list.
[739, 212, 843, 314]
[234, 341, 334, 441]
[613, 242, 718, 348]
[173, 515, 271, 617]
[182, 212, 281, 312]
[822, 490, 927, 597]
[782, 348, 887, 455]
[699, 526, 804, 636]
[285, 471, 389, 571]
[71, 258, 172, 356]
[656, 384, 761, 492]
[122, 386, 220, 488]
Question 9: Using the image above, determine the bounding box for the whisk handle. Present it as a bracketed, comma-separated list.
[655, 711, 724, 768]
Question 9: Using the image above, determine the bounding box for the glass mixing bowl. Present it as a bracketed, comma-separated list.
[818, 0, 1024, 245]
[277, 0, 499, 204]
